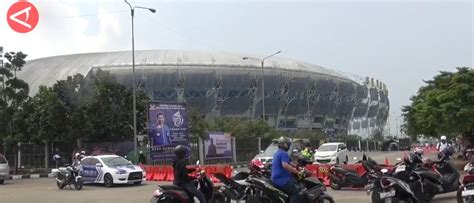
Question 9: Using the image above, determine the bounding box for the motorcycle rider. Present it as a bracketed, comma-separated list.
[271, 137, 303, 203]
[437, 136, 451, 152]
[173, 145, 207, 203]
[73, 153, 81, 167]
[301, 144, 313, 160]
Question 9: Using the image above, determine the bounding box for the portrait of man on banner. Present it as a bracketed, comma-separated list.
[150, 112, 171, 146]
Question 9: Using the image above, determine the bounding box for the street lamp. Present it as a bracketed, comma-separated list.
[124, 0, 156, 163]
[243, 51, 282, 121]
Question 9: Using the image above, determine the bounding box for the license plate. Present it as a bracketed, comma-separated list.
[462, 190, 474, 197]
[380, 190, 396, 199]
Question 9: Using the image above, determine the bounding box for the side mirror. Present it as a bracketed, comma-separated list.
[96, 163, 103, 167]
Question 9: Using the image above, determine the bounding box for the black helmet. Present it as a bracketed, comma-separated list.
[277, 137, 292, 152]
[174, 145, 187, 158]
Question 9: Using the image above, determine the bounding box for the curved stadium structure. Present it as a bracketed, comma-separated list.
[18, 50, 389, 137]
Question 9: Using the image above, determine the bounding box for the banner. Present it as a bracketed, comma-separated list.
[204, 132, 233, 161]
[148, 102, 189, 160]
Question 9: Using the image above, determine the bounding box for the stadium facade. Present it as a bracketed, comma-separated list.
[17, 50, 389, 138]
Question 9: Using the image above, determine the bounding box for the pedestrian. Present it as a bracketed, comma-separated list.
[138, 151, 147, 165]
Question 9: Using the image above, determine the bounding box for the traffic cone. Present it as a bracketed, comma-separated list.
[384, 157, 390, 165]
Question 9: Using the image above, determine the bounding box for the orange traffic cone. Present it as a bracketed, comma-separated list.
[384, 157, 390, 165]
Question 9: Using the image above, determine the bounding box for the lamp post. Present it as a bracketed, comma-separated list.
[243, 51, 281, 121]
[124, 0, 156, 163]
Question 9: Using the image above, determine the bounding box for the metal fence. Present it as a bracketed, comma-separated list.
[1, 137, 384, 171]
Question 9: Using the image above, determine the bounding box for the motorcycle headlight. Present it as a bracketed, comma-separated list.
[115, 170, 127, 175]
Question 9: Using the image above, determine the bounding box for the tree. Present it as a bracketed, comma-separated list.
[52, 74, 92, 148]
[188, 108, 209, 138]
[85, 69, 148, 142]
[402, 67, 474, 139]
[29, 86, 68, 144]
[0, 51, 30, 146]
[0, 51, 30, 173]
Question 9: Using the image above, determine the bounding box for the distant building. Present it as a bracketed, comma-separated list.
[18, 50, 389, 137]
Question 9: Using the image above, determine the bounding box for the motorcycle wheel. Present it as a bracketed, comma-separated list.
[370, 190, 382, 203]
[56, 180, 66, 190]
[74, 178, 83, 190]
[213, 192, 231, 203]
[457, 188, 463, 203]
[330, 179, 342, 190]
[317, 194, 335, 203]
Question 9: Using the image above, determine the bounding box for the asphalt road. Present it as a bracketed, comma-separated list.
[0, 151, 458, 203]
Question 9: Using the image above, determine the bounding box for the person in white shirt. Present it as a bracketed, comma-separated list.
[436, 136, 451, 152]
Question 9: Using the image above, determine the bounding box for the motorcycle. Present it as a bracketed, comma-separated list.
[416, 150, 460, 201]
[366, 162, 417, 203]
[213, 171, 252, 203]
[328, 157, 376, 190]
[457, 162, 474, 203]
[150, 161, 215, 203]
[245, 156, 334, 203]
[51, 164, 83, 190]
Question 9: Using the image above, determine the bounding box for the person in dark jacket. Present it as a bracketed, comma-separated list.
[173, 145, 207, 203]
[138, 151, 147, 165]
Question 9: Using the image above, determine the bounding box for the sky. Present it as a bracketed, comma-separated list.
[0, 0, 472, 135]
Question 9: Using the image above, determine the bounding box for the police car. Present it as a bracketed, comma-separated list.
[80, 155, 146, 187]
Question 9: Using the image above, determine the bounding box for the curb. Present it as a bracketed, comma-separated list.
[8, 173, 53, 180]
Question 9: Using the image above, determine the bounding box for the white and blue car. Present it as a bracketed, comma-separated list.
[80, 155, 146, 187]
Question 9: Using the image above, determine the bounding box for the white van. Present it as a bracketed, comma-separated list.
[314, 142, 349, 164]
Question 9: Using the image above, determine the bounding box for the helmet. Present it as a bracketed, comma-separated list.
[174, 145, 187, 158]
[277, 137, 292, 152]
[250, 159, 264, 169]
[440, 136, 447, 140]
[80, 151, 86, 155]
[75, 153, 80, 158]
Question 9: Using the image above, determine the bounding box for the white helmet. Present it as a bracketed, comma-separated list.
[441, 136, 447, 140]
[75, 153, 80, 157]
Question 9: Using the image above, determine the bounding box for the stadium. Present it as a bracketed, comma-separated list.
[18, 50, 389, 137]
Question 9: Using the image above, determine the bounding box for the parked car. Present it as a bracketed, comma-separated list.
[80, 155, 146, 187]
[314, 142, 349, 164]
[252, 138, 311, 165]
[0, 154, 10, 184]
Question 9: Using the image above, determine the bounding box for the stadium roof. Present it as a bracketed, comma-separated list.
[17, 50, 349, 95]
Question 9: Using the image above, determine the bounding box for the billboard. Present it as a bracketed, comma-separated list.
[148, 102, 188, 160]
[204, 132, 233, 161]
